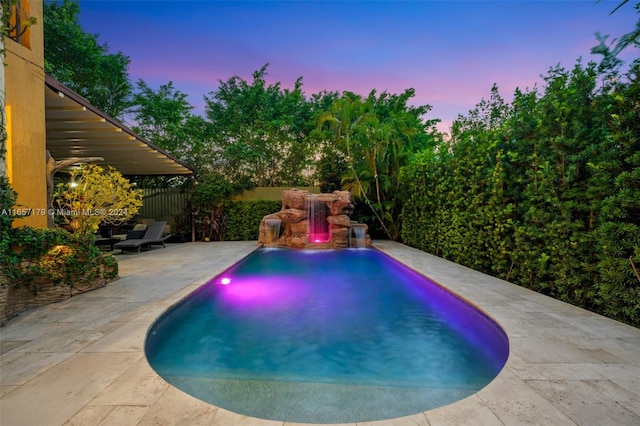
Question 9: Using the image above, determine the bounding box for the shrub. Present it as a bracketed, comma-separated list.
[54, 164, 143, 236]
[1, 178, 118, 305]
[223, 200, 282, 240]
[3, 226, 117, 289]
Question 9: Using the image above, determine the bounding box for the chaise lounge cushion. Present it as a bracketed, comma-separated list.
[126, 230, 147, 240]
[114, 221, 171, 254]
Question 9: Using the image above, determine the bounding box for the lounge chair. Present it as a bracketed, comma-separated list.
[114, 221, 172, 254]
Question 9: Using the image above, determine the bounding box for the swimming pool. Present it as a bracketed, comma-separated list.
[145, 248, 509, 423]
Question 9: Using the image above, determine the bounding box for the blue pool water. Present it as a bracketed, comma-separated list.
[145, 248, 509, 423]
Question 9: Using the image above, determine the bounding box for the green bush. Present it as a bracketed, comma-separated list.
[3, 226, 118, 289]
[223, 200, 281, 241]
[1, 178, 118, 291]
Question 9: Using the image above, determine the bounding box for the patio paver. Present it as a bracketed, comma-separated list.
[1, 241, 639, 425]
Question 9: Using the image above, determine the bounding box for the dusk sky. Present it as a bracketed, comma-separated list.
[77, 1, 638, 135]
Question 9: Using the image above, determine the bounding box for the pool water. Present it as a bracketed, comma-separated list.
[145, 248, 509, 423]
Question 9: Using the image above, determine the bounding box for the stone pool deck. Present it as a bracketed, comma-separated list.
[1, 241, 639, 426]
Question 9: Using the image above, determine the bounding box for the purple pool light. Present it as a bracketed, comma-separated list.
[218, 276, 309, 309]
[145, 248, 509, 423]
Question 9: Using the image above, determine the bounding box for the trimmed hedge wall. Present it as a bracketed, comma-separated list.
[223, 200, 282, 241]
[400, 62, 640, 327]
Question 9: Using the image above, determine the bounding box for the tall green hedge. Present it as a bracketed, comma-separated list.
[401, 61, 640, 327]
[223, 200, 282, 241]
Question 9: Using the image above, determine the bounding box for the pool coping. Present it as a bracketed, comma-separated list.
[1, 240, 639, 425]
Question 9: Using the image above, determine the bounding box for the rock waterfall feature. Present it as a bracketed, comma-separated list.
[259, 189, 371, 249]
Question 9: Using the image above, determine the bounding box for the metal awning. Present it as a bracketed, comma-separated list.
[45, 75, 193, 176]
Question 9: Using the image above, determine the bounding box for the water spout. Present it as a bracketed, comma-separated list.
[353, 226, 366, 248]
[264, 218, 282, 247]
[350, 224, 367, 248]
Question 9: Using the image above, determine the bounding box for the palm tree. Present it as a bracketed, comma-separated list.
[362, 90, 433, 239]
[318, 89, 438, 240]
[318, 93, 394, 239]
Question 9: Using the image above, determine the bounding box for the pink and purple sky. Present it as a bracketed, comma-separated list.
[78, 1, 638, 135]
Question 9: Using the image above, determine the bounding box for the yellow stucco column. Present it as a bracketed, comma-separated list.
[5, 0, 47, 228]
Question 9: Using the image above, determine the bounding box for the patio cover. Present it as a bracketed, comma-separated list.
[45, 75, 193, 176]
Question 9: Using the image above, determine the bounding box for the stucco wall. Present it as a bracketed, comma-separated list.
[5, 0, 47, 228]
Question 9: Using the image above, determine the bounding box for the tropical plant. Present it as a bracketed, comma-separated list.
[185, 173, 253, 241]
[1, 178, 118, 308]
[318, 92, 374, 195]
[2, 225, 118, 293]
[591, 0, 639, 69]
[318, 89, 438, 240]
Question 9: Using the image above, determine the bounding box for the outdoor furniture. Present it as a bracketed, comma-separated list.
[94, 236, 119, 251]
[93, 228, 118, 251]
[113, 221, 172, 254]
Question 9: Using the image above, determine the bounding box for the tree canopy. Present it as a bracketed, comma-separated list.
[204, 64, 315, 187]
[129, 80, 211, 175]
[43, 0, 132, 118]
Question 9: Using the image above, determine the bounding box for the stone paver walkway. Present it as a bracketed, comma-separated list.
[1, 241, 639, 425]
